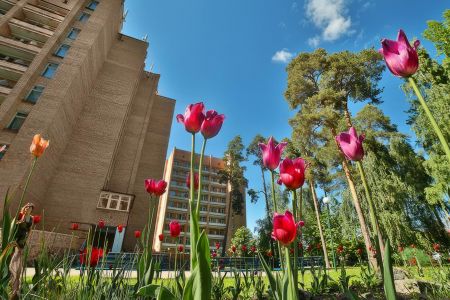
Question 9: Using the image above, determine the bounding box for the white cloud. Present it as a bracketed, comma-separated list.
[272, 49, 295, 63]
[308, 36, 321, 47]
[305, 0, 352, 41]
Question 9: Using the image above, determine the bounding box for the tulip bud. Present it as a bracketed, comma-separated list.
[259, 137, 287, 171]
[335, 127, 365, 161]
[379, 29, 420, 78]
[176, 102, 205, 133]
[169, 221, 181, 238]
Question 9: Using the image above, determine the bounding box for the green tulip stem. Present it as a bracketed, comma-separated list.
[196, 138, 207, 214]
[14, 157, 37, 221]
[356, 161, 384, 267]
[409, 77, 450, 163]
[189, 133, 197, 270]
[271, 170, 284, 271]
[292, 189, 299, 287]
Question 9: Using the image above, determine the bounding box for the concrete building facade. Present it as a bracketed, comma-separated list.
[153, 148, 247, 253]
[0, 0, 175, 251]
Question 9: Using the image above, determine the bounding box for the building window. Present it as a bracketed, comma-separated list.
[97, 191, 133, 212]
[42, 63, 59, 79]
[86, 1, 99, 10]
[0, 144, 8, 160]
[78, 12, 91, 23]
[7, 112, 27, 131]
[24, 85, 45, 104]
[67, 28, 81, 40]
[54, 44, 70, 58]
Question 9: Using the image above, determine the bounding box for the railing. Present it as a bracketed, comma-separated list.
[78, 252, 324, 271]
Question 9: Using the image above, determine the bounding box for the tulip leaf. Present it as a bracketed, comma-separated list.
[383, 238, 397, 300]
[136, 284, 159, 297]
[183, 231, 212, 300]
[258, 252, 281, 300]
[189, 202, 200, 269]
[157, 286, 177, 300]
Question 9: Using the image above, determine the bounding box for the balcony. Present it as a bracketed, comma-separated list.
[0, 59, 26, 82]
[0, 0, 15, 15]
[0, 36, 39, 62]
[37, 0, 70, 17]
[9, 18, 53, 46]
[97, 191, 134, 213]
[23, 4, 64, 30]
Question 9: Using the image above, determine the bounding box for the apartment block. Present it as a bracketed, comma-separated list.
[153, 148, 247, 252]
[0, 0, 175, 252]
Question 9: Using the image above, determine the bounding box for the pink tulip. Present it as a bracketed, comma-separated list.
[335, 127, 365, 161]
[279, 158, 307, 190]
[186, 172, 199, 190]
[271, 211, 299, 246]
[201, 110, 225, 139]
[145, 179, 167, 196]
[259, 137, 287, 171]
[176, 102, 205, 133]
[169, 220, 181, 238]
[379, 29, 420, 78]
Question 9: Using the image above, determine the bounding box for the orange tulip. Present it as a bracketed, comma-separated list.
[30, 134, 49, 158]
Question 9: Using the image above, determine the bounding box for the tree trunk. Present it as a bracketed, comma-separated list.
[343, 106, 385, 255]
[222, 187, 234, 257]
[331, 127, 378, 269]
[309, 180, 331, 269]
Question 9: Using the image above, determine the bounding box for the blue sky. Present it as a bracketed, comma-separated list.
[122, 1, 447, 232]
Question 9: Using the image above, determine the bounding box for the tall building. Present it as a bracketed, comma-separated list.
[153, 148, 247, 252]
[0, 0, 175, 251]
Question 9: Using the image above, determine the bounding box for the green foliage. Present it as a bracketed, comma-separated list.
[308, 264, 332, 295]
[230, 227, 255, 257]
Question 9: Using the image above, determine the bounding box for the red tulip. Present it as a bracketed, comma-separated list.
[212, 251, 217, 258]
[200, 110, 225, 139]
[186, 172, 199, 190]
[299, 220, 305, 227]
[433, 243, 440, 252]
[231, 245, 236, 253]
[356, 248, 363, 256]
[250, 245, 256, 253]
[316, 243, 321, 250]
[158, 233, 164, 241]
[134, 230, 141, 238]
[30, 134, 49, 158]
[335, 127, 365, 161]
[215, 242, 221, 250]
[379, 29, 420, 78]
[241, 245, 247, 252]
[278, 158, 307, 190]
[259, 137, 287, 171]
[169, 221, 181, 238]
[32, 215, 41, 224]
[71, 223, 79, 230]
[80, 247, 104, 267]
[98, 219, 105, 229]
[117, 224, 124, 233]
[145, 179, 167, 196]
[271, 210, 299, 246]
[178, 245, 184, 252]
[176, 102, 205, 133]
[337, 245, 344, 254]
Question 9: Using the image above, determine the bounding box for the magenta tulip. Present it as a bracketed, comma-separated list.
[169, 220, 181, 238]
[176, 102, 205, 133]
[279, 158, 307, 190]
[186, 172, 199, 190]
[201, 110, 225, 139]
[271, 210, 299, 246]
[145, 179, 167, 196]
[259, 137, 287, 171]
[335, 127, 365, 161]
[379, 29, 420, 78]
